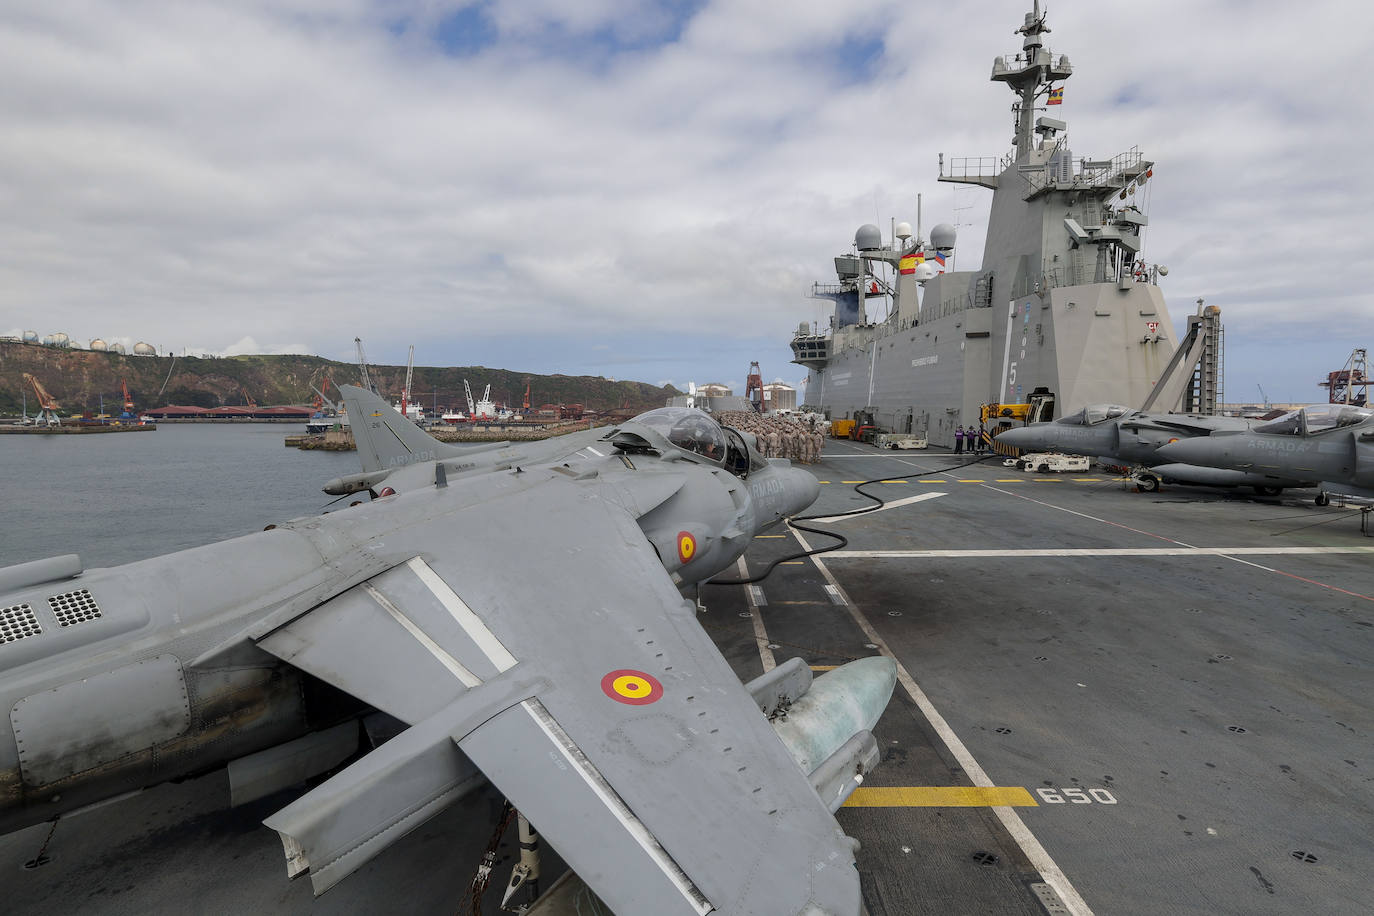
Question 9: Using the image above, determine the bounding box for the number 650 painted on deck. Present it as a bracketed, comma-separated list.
[1037, 787, 1117, 804]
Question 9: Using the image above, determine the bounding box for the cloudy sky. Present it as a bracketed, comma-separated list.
[3, 0, 1371, 403]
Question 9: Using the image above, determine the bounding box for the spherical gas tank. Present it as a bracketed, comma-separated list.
[133, 342, 156, 356]
[929, 223, 956, 251]
[109, 342, 126, 355]
[90, 338, 108, 351]
[855, 224, 883, 251]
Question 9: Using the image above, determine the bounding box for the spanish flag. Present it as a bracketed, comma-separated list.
[898, 251, 920, 275]
[1047, 86, 1063, 105]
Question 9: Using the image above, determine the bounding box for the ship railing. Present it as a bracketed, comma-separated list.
[940, 155, 1010, 181]
[810, 282, 845, 298]
[1021, 146, 1147, 195]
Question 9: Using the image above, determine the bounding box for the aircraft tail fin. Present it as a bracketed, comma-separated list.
[339, 384, 466, 473]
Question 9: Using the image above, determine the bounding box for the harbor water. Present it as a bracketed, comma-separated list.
[0, 423, 361, 568]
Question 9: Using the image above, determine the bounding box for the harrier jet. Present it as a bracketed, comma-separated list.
[0, 387, 895, 915]
[996, 404, 1313, 494]
[1155, 403, 1374, 505]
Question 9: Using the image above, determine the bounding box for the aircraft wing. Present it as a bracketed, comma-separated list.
[1122, 414, 1243, 437]
[255, 473, 861, 914]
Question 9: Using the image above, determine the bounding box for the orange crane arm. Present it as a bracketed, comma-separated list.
[22, 373, 60, 410]
[121, 379, 135, 413]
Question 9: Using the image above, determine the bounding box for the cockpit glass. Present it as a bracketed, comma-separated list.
[627, 407, 727, 462]
[1299, 404, 1374, 434]
[1253, 410, 1301, 435]
[1061, 405, 1129, 425]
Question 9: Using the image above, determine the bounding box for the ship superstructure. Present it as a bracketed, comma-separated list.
[792, 2, 1183, 445]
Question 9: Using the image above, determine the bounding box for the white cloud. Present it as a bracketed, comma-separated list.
[1, 0, 1370, 401]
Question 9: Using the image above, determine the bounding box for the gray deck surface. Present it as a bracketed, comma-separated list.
[4, 441, 1370, 914]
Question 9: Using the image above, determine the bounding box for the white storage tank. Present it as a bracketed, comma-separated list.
[90, 339, 108, 351]
[133, 342, 156, 356]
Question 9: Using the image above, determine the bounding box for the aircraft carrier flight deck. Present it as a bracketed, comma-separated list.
[3, 439, 1368, 916]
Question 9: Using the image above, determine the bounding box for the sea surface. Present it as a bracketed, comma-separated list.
[0, 424, 362, 569]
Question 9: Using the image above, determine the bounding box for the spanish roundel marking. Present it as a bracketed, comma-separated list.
[601, 669, 664, 705]
[1167, 437, 1179, 444]
[677, 531, 696, 565]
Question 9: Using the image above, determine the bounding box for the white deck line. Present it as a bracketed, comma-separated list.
[408, 557, 517, 672]
[826, 546, 1374, 558]
[807, 492, 946, 524]
[789, 524, 1094, 916]
[737, 557, 776, 672]
[362, 583, 482, 688]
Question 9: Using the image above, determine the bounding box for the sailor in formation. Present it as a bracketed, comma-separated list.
[716, 411, 826, 465]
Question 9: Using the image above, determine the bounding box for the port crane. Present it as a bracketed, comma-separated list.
[1256, 384, 1271, 410]
[119, 379, 139, 421]
[463, 380, 477, 418]
[22, 373, 61, 427]
[354, 337, 374, 394]
[401, 345, 415, 418]
[745, 361, 764, 412]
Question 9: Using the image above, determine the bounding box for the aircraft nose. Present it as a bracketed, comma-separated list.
[784, 466, 821, 517]
[994, 425, 1044, 449]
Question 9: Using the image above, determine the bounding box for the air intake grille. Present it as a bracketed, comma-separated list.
[1, 604, 42, 644]
[48, 589, 102, 627]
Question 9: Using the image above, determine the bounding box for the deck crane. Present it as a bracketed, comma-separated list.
[401, 345, 415, 418]
[354, 337, 374, 394]
[22, 373, 61, 427]
[463, 379, 477, 418]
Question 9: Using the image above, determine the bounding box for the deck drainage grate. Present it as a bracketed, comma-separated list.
[1227, 725, 1248, 734]
[970, 851, 999, 867]
[1213, 654, 1232, 660]
[47, 589, 101, 627]
[1034, 656, 1049, 661]
[737, 612, 752, 619]
[887, 611, 902, 617]
[1291, 851, 1318, 863]
[995, 727, 1013, 734]
[1, 603, 42, 644]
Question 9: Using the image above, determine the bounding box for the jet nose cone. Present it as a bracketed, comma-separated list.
[995, 425, 1043, 449]
[784, 466, 821, 517]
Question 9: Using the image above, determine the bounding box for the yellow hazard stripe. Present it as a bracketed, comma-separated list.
[843, 786, 1037, 807]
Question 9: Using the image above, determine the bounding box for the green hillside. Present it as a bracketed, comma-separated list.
[0, 342, 678, 416]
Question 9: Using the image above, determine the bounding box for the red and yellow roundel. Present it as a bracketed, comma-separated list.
[601, 669, 664, 705]
[677, 531, 696, 565]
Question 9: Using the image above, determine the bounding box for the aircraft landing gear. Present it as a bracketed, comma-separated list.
[1136, 474, 1160, 492]
[1315, 492, 1331, 506]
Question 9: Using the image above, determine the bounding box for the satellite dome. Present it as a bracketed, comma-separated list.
[90, 338, 108, 351]
[913, 262, 937, 281]
[855, 224, 883, 251]
[929, 223, 956, 250]
[895, 221, 913, 241]
[133, 342, 156, 356]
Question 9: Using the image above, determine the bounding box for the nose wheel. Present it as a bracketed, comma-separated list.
[1315, 492, 1330, 506]
[1135, 474, 1160, 493]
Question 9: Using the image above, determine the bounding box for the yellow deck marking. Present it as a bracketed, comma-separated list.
[753, 535, 788, 539]
[779, 561, 805, 565]
[995, 478, 1022, 482]
[956, 479, 985, 483]
[808, 665, 839, 671]
[1032, 478, 1062, 481]
[841, 480, 866, 483]
[817, 480, 830, 484]
[1071, 478, 1102, 481]
[880, 479, 908, 484]
[844, 786, 1037, 807]
[919, 479, 947, 484]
